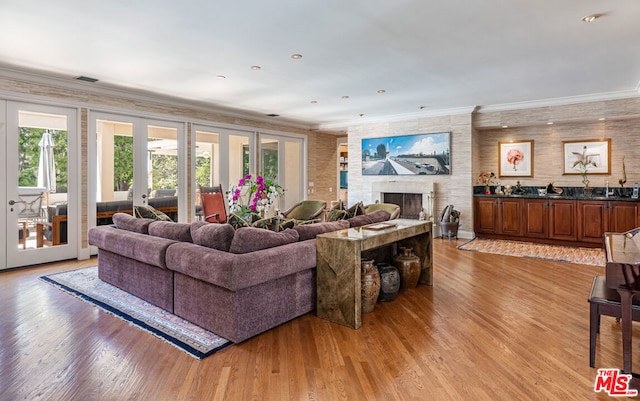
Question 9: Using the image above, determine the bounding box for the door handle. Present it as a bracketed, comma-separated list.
[141, 194, 147, 199]
[8, 199, 17, 205]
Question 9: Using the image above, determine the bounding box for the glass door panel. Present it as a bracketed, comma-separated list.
[95, 119, 134, 203]
[284, 139, 302, 210]
[194, 129, 220, 208]
[5, 103, 77, 269]
[229, 134, 251, 189]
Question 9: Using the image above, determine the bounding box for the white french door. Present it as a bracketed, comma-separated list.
[259, 133, 305, 212]
[2, 101, 78, 269]
[89, 113, 185, 236]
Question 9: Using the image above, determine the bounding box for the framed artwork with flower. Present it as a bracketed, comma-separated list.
[562, 139, 610, 175]
[498, 140, 534, 177]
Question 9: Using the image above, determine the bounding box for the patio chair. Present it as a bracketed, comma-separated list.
[200, 185, 227, 224]
[364, 202, 401, 220]
[281, 200, 326, 223]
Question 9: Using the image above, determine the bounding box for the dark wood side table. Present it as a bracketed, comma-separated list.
[316, 219, 432, 329]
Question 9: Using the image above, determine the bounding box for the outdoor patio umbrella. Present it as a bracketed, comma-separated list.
[37, 130, 56, 193]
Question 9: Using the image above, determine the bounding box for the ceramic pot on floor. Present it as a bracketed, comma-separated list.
[376, 263, 400, 302]
[361, 259, 380, 313]
[393, 247, 421, 290]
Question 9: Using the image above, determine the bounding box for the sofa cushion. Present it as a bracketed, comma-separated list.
[134, 205, 173, 221]
[148, 221, 192, 242]
[229, 227, 299, 254]
[347, 209, 391, 228]
[190, 222, 235, 252]
[293, 220, 349, 241]
[112, 212, 154, 234]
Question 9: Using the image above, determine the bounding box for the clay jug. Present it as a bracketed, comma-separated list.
[376, 263, 400, 302]
[361, 259, 381, 313]
[393, 247, 421, 290]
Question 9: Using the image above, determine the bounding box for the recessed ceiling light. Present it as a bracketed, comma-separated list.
[291, 54, 302, 59]
[310, 100, 318, 104]
[266, 113, 279, 117]
[75, 75, 98, 83]
[582, 13, 602, 22]
[598, 117, 606, 121]
[547, 121, 554, 125]
[251, 65, 261, 70]
[377, 89, 386, 94]
[502, 125, 509, 129]
[419, 106, 426, 110]
[342, 96, 349, 99]
[359, 113, 365, 117]
[216, 75, 226, 79]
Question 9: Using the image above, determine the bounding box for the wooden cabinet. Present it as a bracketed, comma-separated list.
[548, 199, 577, 241]
[578, 201, 606, 244]
[474, 197, 523, 236]
[475, 196, 639, 246]
[609, 201, 639, 233]
[523, 198, 577, 241]
[578, 200, 639, 244]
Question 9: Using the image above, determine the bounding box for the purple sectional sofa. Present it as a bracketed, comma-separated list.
[87, 210, 391, 343]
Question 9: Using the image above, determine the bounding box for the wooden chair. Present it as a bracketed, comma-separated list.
[200, 185, 227, 224]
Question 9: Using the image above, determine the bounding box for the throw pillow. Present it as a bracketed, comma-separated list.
[229, 227, 299, 254]
[148, 221, 193, 242]
[227, 212, 260, 229]
[252, 216, 296, 232]
[191, 223, 236, 252]
[346, 201, 365, 219]
[294, 220, 349, 241]
[326, 208, 348, 221]
[112, 212, 153, 234]
[134, 205, 173, 222]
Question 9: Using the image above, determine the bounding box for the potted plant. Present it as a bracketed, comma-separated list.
[477, 171, 496, 194]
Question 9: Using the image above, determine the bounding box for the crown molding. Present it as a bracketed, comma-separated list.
[476, 89, 640, 113]
[0, 65, 314, 131]
[316, 105, 478, 131]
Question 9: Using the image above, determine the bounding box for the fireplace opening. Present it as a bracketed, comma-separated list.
[383, 193, 422, 219]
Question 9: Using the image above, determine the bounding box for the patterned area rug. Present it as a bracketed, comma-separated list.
[41, 266, 232, 359]
[457, 238, 606, 267]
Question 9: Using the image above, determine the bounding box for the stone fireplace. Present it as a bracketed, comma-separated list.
[371, 181, 435, 221]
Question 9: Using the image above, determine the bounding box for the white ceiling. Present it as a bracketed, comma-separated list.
[1, 0, 639, 129]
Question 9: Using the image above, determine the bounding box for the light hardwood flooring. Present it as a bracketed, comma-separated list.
[0, 239, 636, 400]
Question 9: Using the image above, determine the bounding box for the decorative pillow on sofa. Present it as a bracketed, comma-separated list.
[112, 212, 153, 234]
[148, 221, 193, 242]
[227, 212, 262, 229]
[190, 223, 235, 252]
[134, 205, 173, 222]
[347, 210, 391, 228]
[293, 220, 349, 241]
[326, 208, 348, 221]
[229, 227, 299, 254]
[252, 216, 295, 232]
[346, 201, 365, 219]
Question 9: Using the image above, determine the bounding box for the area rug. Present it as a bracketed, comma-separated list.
[457, 238, 606, 267]
[41, 266, 232, 359]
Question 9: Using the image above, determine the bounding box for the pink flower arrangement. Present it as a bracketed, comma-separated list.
[228, 174, 283, 215]
[506, 149, 525, 171]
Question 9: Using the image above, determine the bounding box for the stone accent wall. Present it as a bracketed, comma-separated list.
[346, 114, 474, 238]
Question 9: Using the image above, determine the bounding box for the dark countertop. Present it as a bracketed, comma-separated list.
[473, 185, 640, 202]
[473, 193, 640, 202]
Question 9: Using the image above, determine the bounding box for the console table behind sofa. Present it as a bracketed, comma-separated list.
[37, 197, 179, 247]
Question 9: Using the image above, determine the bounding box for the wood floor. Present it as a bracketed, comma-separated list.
[1, 239, 637, 400]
